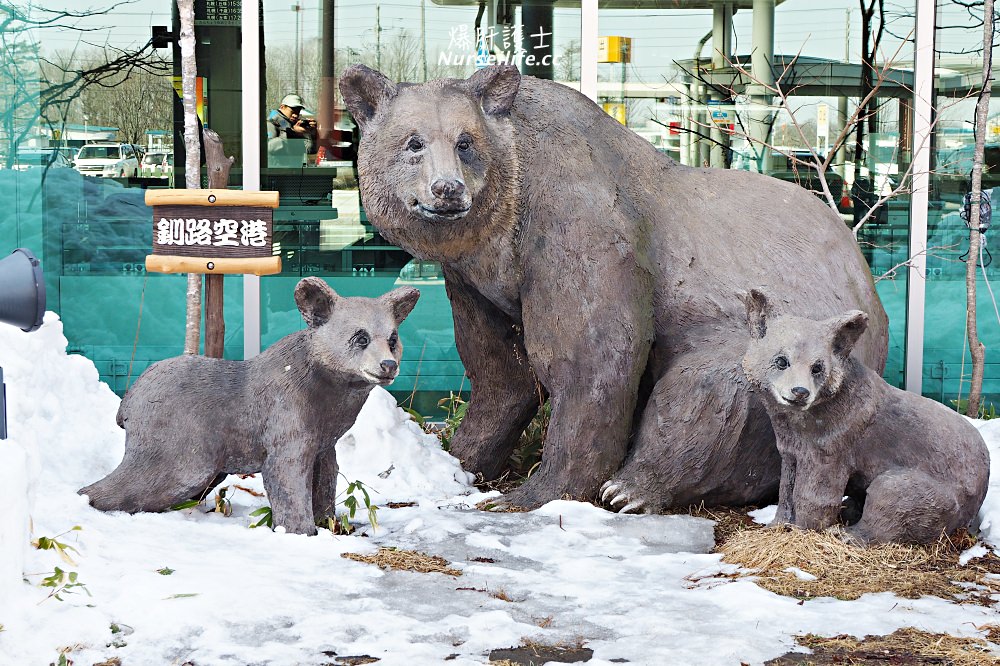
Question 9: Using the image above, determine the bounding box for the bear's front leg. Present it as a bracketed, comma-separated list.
[262, 453, 318, 536]
[771, 453, 798, 526]
[498, 250, 654, 509]
[311, 444, 339, 526]
[445, 271, 545, 481]
[788, 465, 849, 532]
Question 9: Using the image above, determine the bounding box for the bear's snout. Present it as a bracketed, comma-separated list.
[431, 178, 466, 200]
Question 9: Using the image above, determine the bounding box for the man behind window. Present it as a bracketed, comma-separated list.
[268, 93, 317, 154]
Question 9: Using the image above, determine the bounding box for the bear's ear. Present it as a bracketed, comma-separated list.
[380, 286, 420, 324]
[339, 64, 397, 132]
[467, 64, 521, 117]
[744, 289, 772, 339]
[294, 277, 339, 328]
[830, 310, 869, 358]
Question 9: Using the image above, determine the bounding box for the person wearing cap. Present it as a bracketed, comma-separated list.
[268, 93, 317, 153]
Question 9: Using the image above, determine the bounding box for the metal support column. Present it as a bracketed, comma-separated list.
[905, 0, 935, 393]
[710, 2, 733, 168]
[750, 0, 774, 173]
[242, 0, 262, 359]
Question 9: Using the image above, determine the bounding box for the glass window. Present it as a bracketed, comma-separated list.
[924, 0, 1000, 409]
[599, 0, 916, 387]
[1, 1, 247, 394]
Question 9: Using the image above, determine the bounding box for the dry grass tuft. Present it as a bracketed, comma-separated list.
[786, 627, 1000, 666]
[679, 503, 765, 545]
[983, 624, 1000, 644]
[341, 547, 462, 577]
[717, 524, 1000, 603]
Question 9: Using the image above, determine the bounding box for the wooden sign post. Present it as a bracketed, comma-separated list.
[145, 189, 281, 357]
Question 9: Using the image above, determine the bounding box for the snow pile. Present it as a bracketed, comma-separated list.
[336, 387, 476, 502]
[975, 419, 1000, 548]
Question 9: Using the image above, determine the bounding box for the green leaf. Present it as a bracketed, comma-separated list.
[248, 505, 273, 529]
[156, 567, 175, 576]
[170, 499, 201, 510]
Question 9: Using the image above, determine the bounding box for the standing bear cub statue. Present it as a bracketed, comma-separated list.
[79, 278, 419, 536]
[742, 290, 990, 545]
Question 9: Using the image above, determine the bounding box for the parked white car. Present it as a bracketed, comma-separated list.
[73, 143, 140, 178]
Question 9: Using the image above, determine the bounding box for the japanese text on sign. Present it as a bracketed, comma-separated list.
[156, 218, 268, 247]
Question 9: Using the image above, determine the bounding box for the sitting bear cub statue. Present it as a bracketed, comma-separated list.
[80, 278, 419, 536]
[742, 290, 989, 545]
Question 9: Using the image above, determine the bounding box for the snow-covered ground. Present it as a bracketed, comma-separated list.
[1, 313, 999, 665]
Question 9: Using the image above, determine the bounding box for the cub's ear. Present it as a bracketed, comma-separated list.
[294, 277, 339, 328]
[339, 64, 397, 132]
[380, 287, 420, 324]
[830, 310, 869, 358]
[744, 289, 772, 340]
[467, 64, 521, 117]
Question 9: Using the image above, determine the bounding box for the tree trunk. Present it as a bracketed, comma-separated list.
[178, 0, 202, 355]
[964, 0, 994, 417]
[203, 128, 234, 359]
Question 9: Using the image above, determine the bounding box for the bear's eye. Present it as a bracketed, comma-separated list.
[388, 331, 398, 352]
[456, 138, 471, 151]
[811, 362, 825, 375]
[406, 137, 424, 152]
[774, 356, 789, 370]
[351, 330, 371, 349]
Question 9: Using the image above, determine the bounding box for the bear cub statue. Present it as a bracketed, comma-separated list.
[742, 290, 990, 545]
[79, 277, 419, 536]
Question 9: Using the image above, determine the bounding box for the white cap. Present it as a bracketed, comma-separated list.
[280, 94, 307, 111]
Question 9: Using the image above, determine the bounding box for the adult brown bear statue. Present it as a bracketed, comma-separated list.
[340, 63, 889, 513]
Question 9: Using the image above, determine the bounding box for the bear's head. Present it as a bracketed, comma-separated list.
[742, 289, 868, 411]
[339, 64, 520, 259]
[294, 277, 420, 386]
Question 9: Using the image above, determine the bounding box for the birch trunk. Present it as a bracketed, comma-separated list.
[178, 0, 202, 355]
[964, 0, 994, 416]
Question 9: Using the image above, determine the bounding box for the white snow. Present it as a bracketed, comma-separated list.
[0, 313, 998, 665]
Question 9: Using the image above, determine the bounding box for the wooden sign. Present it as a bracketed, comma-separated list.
[144, 189, 281, 275]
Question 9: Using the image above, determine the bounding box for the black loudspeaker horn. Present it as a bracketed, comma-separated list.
[0, 248, 45, 333]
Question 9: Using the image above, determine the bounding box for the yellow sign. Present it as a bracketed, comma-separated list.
[603, 102, 627, 125]
[598, 36, 632, 63]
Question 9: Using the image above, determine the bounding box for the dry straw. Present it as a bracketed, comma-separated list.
[717, 523, 1000, 604]
[341, 546, 462, 577]
[794, 627, 1000, 666]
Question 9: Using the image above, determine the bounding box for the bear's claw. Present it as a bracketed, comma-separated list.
[600, 479, 648, 513]
[600, 482, 621, 503]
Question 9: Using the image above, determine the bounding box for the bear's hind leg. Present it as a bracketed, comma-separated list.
[847, 470, 958, 545]
[602, 346, 780, 513]
[80, 441, 222, 514]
